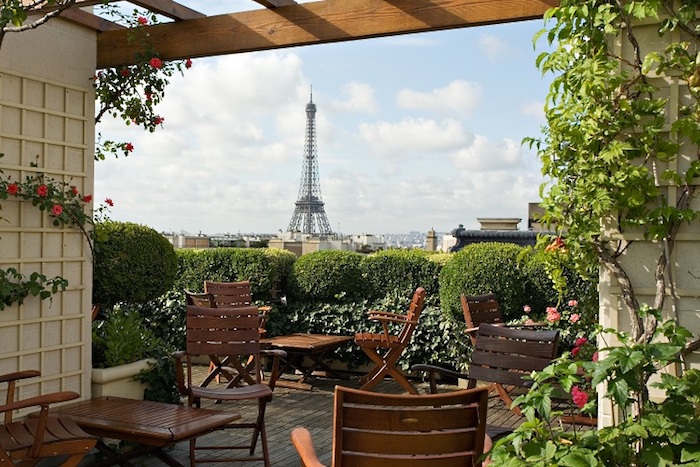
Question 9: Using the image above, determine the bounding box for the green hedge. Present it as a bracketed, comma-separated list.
[288, 250, 366, 302]
[174, 247, 295, 302]
[93, 221, 178, 308]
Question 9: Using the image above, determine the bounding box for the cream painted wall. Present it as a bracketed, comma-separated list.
[0, 19, 95, 403]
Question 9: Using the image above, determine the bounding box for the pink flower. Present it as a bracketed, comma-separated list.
[125, 143, 134, 152]
[591, 352, 599, 362]
[525, 319, 535, 325]
[149, 57, 163, 69]
[51, 204, 63, 216]
[83, 195, 93, 203]
[574, 337, 588, 347]
[185, 58, 192, 69]
[105, 198, 114, 207]
[71, 186, 79, 196]
[523, 305, 531, 314]
[569, 313, 580, 324]
[37, 184, 48, 197]
[153, 116, 164, 125]
[571, 386, 588, 409]
[568, 299, 578, 307]
[137, 16, 148, 25]
[6, 183, 19, 195]
[571, 346, 580, 357]
[546, 307, 560, 322]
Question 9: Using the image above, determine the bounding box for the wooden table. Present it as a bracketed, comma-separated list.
[261, 333, 352, 390]
[46, 396, 240, 467]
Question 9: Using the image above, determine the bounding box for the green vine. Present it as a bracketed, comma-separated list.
[0, 268, 68, 311]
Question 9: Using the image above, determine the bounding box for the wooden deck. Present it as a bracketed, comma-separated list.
[76, 366, 537, 466]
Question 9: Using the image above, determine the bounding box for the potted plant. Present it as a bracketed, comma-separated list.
[91, 305, 158, 399]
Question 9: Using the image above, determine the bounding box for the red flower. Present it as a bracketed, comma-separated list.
[186, 58, 192, 69]
[591, 352, 599, 362]
[137, 16, 148, 25]
[574, 337, 588, 347]
[125, 143, 134, 152]
[71, 186, 79, 196]
[51, 204, 63, 216]
[83, 195, 93, 203]
[153, 116, 164, 125]
[571, 346, 580, 357]
[120, 68, 130, 77]
[37, 184, 48, 197]
[149, 57, 163, 69]
[145, 92, 152, 101]
[571, 386, 589, 409]
[105, 198, 114, 207]
[546, 307, 560, 322]
[6, 183, 19, 195]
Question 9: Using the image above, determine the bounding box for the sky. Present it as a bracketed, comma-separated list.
[93, 1, 554, 237]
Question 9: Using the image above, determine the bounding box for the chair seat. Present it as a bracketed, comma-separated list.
[0, 416, 93, 458]
[354, 332, 400, 347]
[191, 383, 272, 402]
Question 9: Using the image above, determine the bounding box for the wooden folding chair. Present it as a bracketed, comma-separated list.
[354, 287, 426, 394]
[462, 293, 545, 345]
[0, 370, 96, 466]
[291, 385, 492, 467]
[413, 323, 560, 416]
[174, 304, 286, 466]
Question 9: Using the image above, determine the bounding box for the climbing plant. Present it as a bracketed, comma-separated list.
[530, 0, 700, 343]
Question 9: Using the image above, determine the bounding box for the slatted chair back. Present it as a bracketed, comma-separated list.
[204, 280, 253, 308]
[461, 293, 504, 345]
[332, 385, 489, 467]
[184, 290, 215, 308]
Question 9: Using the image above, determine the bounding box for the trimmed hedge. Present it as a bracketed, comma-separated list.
[288, 250, 366, 302]
[174, 247, 296, 302]
[93, 221, 178, 307]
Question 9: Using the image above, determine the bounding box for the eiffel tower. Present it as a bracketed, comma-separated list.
[287, 89, 333, 236]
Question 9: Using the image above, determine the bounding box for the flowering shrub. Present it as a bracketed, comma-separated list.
[516, 299, 598, 353]
[92, 6, 191, 160]
[488, 308, 700, 466]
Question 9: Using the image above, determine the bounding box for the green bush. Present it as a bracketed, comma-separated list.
[93, 221, 178, 308]
[288, 250, 366, 302]
[175, 247, 295, 302]
[361, 250, 444, 306]
[92, 305, 159, 368]
[439, 242, 529, 322]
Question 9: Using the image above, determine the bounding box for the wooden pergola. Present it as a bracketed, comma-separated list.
[57, 0, 558, 68]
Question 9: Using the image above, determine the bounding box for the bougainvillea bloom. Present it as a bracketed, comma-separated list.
[186, 58, 192, 69]
[7, 183, 19, 195]
[83, 195, 93, 203]
[51, 204, 63, 216]
[125, 143, 134, 152]
[105, 198, 114, 207]
[149, 57, 163, 69]
[137, 16, 148, 25]
[37, 184, 48, 197]
[571, 386, 588, 409]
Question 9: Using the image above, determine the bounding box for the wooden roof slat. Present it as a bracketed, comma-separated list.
[128, 0, 206, 20]
[61, 8, 125, 31]
[96, 0, 555, 68]
[252, 0, 299, 7]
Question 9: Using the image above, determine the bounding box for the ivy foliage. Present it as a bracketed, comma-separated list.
[0, 268, 67, 311]
[529, 0, 700, 340]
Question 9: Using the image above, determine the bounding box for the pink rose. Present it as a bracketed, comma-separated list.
[51, 204, 63, 216]
[568, 299, 578, 307]
[153, 116, 164, 125]
[137, 16, 148, 25]
[125, 143, 134, 152]
[571, 346, 580, 357]
[525, 319, 535, 325]
[571, 386, 588, 409]
[149, 57, 163, 69]
[71, 186, 79, 196]
[6, 183, 19, 195]
[591, 352, 599, 362]
[574, 337, 588, 347]
[37, 184, 48, 197]
[105, 198, 114, 207]
[546, 308, 561, 322]
[83, 195, 93, 203]
[523, 305, 531, 314]
[186, 58, 192, 69]
[569, 313, 580, 324]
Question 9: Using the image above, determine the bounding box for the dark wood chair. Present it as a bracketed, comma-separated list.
[0, 370, 96, 466]
[174, 304, 286, 467]
[290, 385, 492, 467]
[413, 323, 560, 417]
[462, 293, 544, 345]
[354, 287, 426, 394]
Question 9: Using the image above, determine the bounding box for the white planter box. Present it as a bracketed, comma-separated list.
[91, 358, 155, 400]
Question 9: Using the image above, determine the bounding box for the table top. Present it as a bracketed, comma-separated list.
[261, 333, 352, 352]
[49, 396, 240, 446]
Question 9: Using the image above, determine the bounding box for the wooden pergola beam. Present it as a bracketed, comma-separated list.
[97, 0, 556, 68]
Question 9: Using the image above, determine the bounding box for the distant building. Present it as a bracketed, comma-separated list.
[446, 217, 551, 252]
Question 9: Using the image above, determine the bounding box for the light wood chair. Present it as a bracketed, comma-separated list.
[354, 287, 426, 394]
[291, 385, 492, 467]
[462, 293, 545, 345]
[0, 370, 96, 466]
[174, 304, 286, 466]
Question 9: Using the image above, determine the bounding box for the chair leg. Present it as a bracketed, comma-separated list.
[189, 438, 196, 467]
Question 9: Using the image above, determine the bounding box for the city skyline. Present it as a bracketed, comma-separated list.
[94, 2, 552, 235]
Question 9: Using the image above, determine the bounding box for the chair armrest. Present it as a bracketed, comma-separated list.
[368, 311, 410, 323]
[172, 350, 188, 395]
[0, 391, 79, 414]
[290, 427, 326, 467]
[411, 364, 469, 381]
[260, 349, 287, 392]
[0, 370, 41, 384]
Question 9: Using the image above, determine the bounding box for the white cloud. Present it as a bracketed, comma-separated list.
[521, 100, 546, 122]
[396, 80, 482, 117]
[330, 82, 379, 113]
[478, 34, 510, 63]
[449, 135, 523, 171]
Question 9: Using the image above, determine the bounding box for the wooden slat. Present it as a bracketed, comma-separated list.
[60, 8, 125, 31]
[96, 0, 557, 68]
[253, 0, 299, 7]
